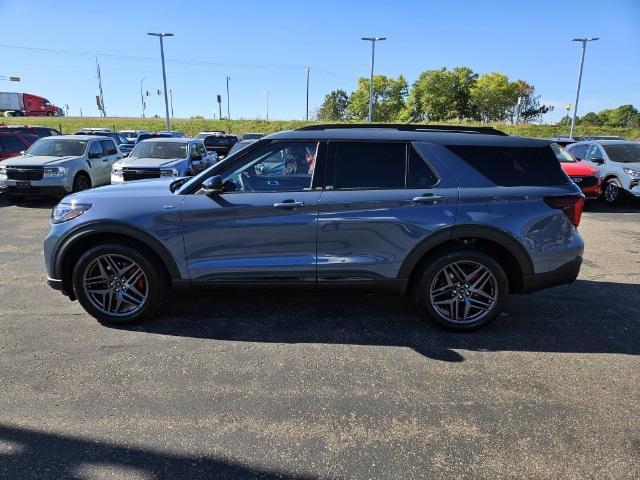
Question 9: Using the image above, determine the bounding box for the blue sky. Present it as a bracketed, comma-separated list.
[0, 0, 638, 122]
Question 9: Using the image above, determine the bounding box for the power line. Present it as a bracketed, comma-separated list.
[0, 43, 355, 78]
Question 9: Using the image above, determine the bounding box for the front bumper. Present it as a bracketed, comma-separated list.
[1, 183, 69, 197]
[520, 256, 582, 293]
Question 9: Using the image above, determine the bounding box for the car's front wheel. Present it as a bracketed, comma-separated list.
[72, 244, 166, 324]
[602, 178, 623, 204]
[414, 249, 509, 331]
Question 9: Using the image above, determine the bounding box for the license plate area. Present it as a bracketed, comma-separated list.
[16, 181, 31, 188]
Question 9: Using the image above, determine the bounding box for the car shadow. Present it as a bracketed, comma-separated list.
[116, 279, 640, 363]
[584, 196, 640, 213]
[0, 423, 311, 480]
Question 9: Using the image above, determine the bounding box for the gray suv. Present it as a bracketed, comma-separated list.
[44, 125, 585, 330]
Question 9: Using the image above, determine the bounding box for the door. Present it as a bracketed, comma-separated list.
[100, 140, 121, 183]
[317, 141, 458, 283]
[87, 140, 106, 185]
[180, 141, 323, 284]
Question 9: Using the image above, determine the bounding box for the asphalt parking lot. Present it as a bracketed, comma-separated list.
[0, 195, 638, 479]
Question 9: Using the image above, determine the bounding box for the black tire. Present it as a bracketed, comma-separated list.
[601, 177, 623, 205]
[72, 173, 91, 193]
[47, 112, 53, 116]
[413, 248, 509, 331]
[72, 243, 166, 325]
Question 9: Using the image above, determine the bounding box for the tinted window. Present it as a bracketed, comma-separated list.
[332, 142, 406, 189]
[447, 145, 569, 187]
[567, 144, 588, 160]
[88, 141, 104, 158]
[100, 140, 117, 155]
[49, 129, 61, 136]
[0, 135, 26, 152]
[407, 147, 438, 188]
[603, 143, 640, 163]
[35, 127, 52, 137]
[585, 144, 605, 161]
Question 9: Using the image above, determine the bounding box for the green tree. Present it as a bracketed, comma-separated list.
[605, 104, 640, 127]
[470, 72, 518, 122]
[403, 67, 478, 121]
[580, 112, 602, 125]
[316, 89, 350, 121]
[348, 75, 408, 122]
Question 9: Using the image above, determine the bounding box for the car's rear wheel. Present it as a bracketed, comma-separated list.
[72, 244, 166, 324]
[602, 178, 623, 204]
[414, 249, 509, 331]
[72, 173, 91, 193]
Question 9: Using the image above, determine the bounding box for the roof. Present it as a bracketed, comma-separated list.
[266, 127, 551, 147]
[138, 137, 193, 143]
[573, 139, 637, 146]
[41, 134, 104, 140]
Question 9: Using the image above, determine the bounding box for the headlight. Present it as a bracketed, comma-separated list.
[0, 166, 6, 179]
[111, 167, 123, 177]
[623, 168, 640, 178]
[44, 166, 67, 177]
[160, 168, 179, 178]
[51, 202, 91, 224]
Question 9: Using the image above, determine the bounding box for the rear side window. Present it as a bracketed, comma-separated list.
[100, 140, 117, 155]
[329, 142, 438, 190]
[35, 128, 52, 137]
[446, 145, 569, 187]
[0, 135, 26, 152]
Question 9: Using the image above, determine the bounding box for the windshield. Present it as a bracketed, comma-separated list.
[27, 138, 87, 157]
[603, 144, 640, 163]
[130, 141, 188, 159]
[551, 143, 576, 163]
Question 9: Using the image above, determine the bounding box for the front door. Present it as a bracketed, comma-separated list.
[180, 141, 323, 284]
[317, 141, 458, 283]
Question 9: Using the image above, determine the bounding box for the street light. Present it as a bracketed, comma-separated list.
[361, 37, 386, 123]
[569, 37, 599, 139]
[140, 77, 146, 118]
[147, 32, 174, 131]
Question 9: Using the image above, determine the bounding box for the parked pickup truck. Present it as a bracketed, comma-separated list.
[0, 92, 62, 117]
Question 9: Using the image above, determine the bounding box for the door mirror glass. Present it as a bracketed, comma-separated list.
[200, 175, 224, 194]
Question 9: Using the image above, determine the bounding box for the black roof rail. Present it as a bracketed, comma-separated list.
[296, 123, 508, 136]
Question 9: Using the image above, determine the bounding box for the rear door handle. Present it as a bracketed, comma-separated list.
[411, 194, 444, 204]
[274, 201, 304, 209]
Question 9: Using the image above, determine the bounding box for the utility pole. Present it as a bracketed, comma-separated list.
[265, 90, 270, 120]
[147, 32, 174, 131]
[226, 76, 231, 120]
[170, 89, 174, 118]
[96, 58, 106, 117]
[361, 37, 386, 122]
[305, 67, 310, 121]
[569, 37, 599, 139]
[140, 77, 146, 118]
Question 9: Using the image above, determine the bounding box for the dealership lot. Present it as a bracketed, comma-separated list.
[0, 197, 638, 479]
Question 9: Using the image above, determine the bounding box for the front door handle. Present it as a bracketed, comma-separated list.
[411, 194, 444, 204]
[274, 200, 304, 209]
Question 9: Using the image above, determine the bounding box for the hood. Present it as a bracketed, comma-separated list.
[561, 161, 599, 176]
[0, 154, 80, 166]
[62, 177, 178, 203]
[117, 156, 185, 168]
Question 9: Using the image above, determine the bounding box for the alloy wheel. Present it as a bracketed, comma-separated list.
[82, 254, 149, 317]
[429, 260, 498, 324]
[604, 182, 619, 203]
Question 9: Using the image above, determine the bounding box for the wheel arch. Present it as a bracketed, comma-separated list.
[54, 222, 182, 296]
[400, 225, 533, 295]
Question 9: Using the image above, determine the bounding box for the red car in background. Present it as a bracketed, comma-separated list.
[0, 132, 38, 161]
[551, 143, 602, 199]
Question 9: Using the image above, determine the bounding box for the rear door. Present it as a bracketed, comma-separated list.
[317, 141, 458, 283]
[180, 140, 324, 284]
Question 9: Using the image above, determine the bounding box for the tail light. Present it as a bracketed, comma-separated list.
[544, 195, 585, 227]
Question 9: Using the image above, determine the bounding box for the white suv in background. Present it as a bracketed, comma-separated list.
[567, 140, 640, 204]
[0, 135, 122, 199]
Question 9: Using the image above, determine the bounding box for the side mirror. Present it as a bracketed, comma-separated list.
[19, 150, 25, 155]
[591, 157, 605, 164]
[200, 175, 224, 194]
[88, 152, 99, 159]
[122, 152, 130, 157]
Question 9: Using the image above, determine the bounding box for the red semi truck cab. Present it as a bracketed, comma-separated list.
[0, 92, 62, 116]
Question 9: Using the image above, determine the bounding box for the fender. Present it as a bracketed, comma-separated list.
[397, 224, 534, 279]
[53, 221, 182, 280]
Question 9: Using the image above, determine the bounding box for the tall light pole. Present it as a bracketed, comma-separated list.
[169, 89, 174, 118]
[264, 90, 270, 120]
[569, 37, 599, 139]
[140, 77, 146, 118]
[361, 37, 386, 123]
[305, 67, 310, 121]
[226, 76, 231, 120]
[147, 32, 174, 131]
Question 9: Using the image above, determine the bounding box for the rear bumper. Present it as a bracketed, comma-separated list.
[520, 256, 582, 293]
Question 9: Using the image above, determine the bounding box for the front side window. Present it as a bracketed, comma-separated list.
[585, 144, 605, 161]
[100, 140, 117, 155]
[88, 141, 104, 158]
[197, 143, 207, 156]
[222, 142, 318, 192]
[27, 139, 87, 157]
[567, 143, 588, 160]
[602, 143, 640, 163]
[131, 141, 188, 159]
